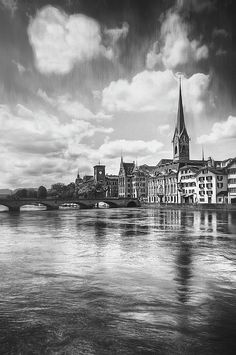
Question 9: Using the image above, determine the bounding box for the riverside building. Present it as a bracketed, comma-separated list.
[147, 81, 236, 205]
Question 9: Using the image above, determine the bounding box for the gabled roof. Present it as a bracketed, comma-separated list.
[195, 166, 226, 177]
[123, 162, 135, 175]
[156, 159, 173, 166]
[226, 157, 236, 168]
[179, 165, 200, 172]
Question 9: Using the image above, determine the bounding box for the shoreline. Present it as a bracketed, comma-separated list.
[141, 203, 236, 211]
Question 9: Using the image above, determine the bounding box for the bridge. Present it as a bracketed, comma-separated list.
[0, 197, 141, 212]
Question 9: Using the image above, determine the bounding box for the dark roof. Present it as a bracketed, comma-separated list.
[226, 157, 236, 168]
[106, 174, 118, 179]
[156, 159, 172, 166]
[123, 162, 135, 175]
[179, 165, 200, 172]
[195, 167, 226, 176]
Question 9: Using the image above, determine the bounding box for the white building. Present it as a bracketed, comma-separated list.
[227, 158, 236, 204]
[195, 166, 227, 204]
[178, 166, 199, 203]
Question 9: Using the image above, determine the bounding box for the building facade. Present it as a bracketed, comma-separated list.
[227, 158, 236, 204]
[105, 175, 118, 198]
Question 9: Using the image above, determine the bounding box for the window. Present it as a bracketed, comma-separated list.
[207, 191, 213, 196]
[228, 178, 236, 184]
[217, 183, 223, 188]
[206, 183, 213, 189]
[229, 188, 236, 193]
[217, 176, 223, 181]
[199, 191, 205, 196]
[206, 176, 212, 181]
[199, 177, 205, 182]
[228, 168, 236, 174]
[200, 198, 205, 202]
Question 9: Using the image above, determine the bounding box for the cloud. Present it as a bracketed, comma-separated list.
[98, 139, 163, 159]
[0, 0, 17, 16]
[212, 28, 229, 39]
[176, 0, 216, 13]
[102, 69, 210, 117]
[158, 124, 171, 134]
[0, 103, 113, 187]
[104, 22, 129, 45]
[197, 116, 236, 144]
[146, 41, 163, 70]
[37, 89, 112, 121]
[28, 6, 112, 74]
[153, 11, 208, 71]
[12, 60, 26, 74]
[28, 6, 129, 75]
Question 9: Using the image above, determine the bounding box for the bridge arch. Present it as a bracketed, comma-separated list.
[0, 203, 10, 211]
[126, 201, 138, 208]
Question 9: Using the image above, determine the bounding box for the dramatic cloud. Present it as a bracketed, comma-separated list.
[102, 69, 211, 117]
[28, 6, 113, 74]
[198, 116, 236, 144]
[146, 12, 208, 70]
[0, 103, 113, 187]
[37, 90, 112, 121]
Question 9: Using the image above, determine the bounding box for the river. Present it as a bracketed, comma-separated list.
[0, 207, 236, 354]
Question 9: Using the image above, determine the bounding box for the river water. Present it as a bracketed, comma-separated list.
[0, 207, 236, 354]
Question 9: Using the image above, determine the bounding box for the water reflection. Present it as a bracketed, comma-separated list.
[0, 208, 235, 354]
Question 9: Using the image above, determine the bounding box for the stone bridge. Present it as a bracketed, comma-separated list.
[0, 197, 141, 212]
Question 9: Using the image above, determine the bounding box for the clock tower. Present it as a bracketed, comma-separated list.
[94, 163, 106, 184]
[172, 80, 190, 162]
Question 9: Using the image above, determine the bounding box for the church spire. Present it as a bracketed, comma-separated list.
[202, 146, 205, 161]
[172, 77, 190, 162]
[176, 77, 186, 135]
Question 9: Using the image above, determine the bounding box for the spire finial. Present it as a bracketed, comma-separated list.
[202, 146, 205, 161]
[121, 150, 123, 163]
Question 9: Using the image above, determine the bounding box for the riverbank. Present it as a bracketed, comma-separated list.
[142, 203, 236, 211]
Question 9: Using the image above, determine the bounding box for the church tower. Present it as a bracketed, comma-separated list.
[94, 163, 106, 184]
[172, 79, 190, 162]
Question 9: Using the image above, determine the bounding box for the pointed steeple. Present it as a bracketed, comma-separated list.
[176, 77, 186, 135]
[172, 77, 190, 162]
[202, 146, 205, 161]
[120, 151, 123, 164]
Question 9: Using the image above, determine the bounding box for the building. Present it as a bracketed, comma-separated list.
[178, 166, 199, 204]
[172, 81, 190, 162]
[105, 175, 118, 198]
[227, 158, 236, 203]
[118, 157, 135, 198]
[94, 164, 106, 184]
[148, 80, 209, 204]
[195, 164, 227, 204]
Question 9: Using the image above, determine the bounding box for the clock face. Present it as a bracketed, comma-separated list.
[99, 170, 103, 175]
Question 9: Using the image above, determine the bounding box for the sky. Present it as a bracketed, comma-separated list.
[0, 0, 235, 188]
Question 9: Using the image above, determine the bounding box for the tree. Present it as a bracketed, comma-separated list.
[12, 188, 28, 199]
[37, 186, 47, 199]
